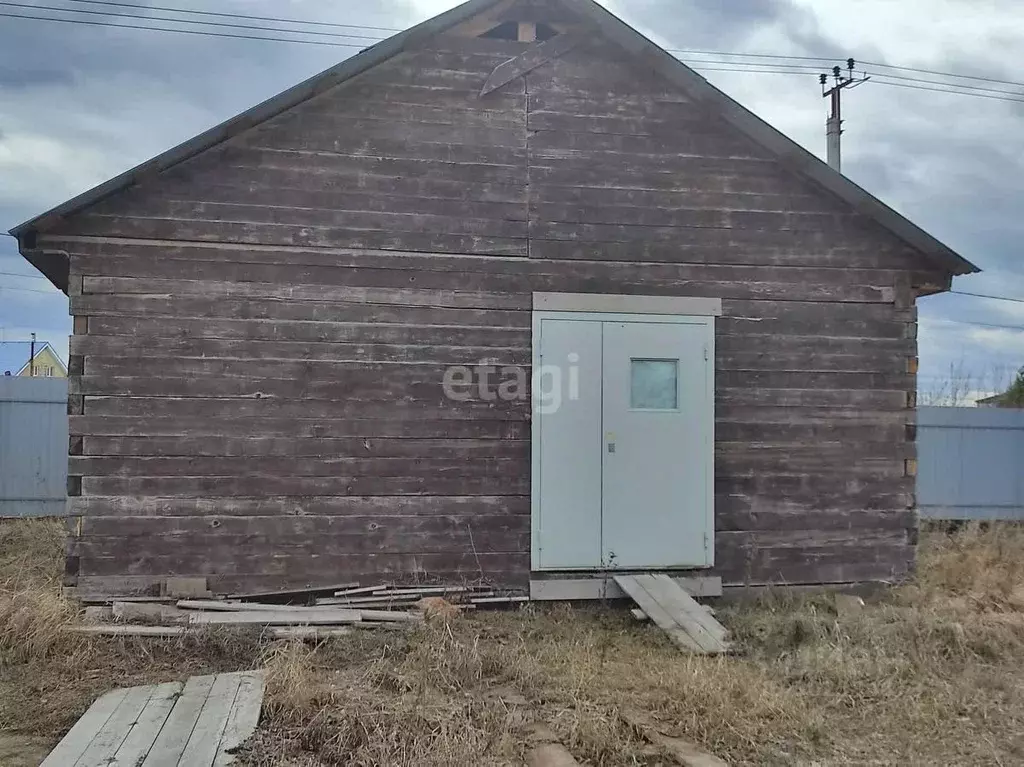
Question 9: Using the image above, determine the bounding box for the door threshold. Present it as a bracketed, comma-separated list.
[530, 574, 722, 601]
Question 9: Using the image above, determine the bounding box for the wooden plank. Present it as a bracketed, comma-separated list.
[71, 415, 530, 440]
[319, 594, 421, 607]
[80, 435, 529, 460]
[645, 574, 729, 645]
[71, 248, 904, 291]
[176, 673, 243, 767]
[611, 576, 703, 653]
[189, 610, 362, 626]
[78, 551, 530, 587]
[73, 683, 163, 766]
[372, 586, 471, 596]
[83, 315, 530, 346]
[79, 517, 529, 556]
[470, 595, 530, 605]
[177, 600, 339, 613]
[213, 672, 265, 766]
[70, 625, 186, 638]
[78, 275, 531, 309]
[79, 474, 531, 497]
[72, 495, 530, 518]
[319, 593, 419, 606]
[71, 456, 528, 479]
[109, 682, 183, 766]
[162, 577, 209, 598]
[69, 625, 353, 640]
[72, 337, 531, 368]
[108, 183, 528, 222]
[271, 627, 354, 640]
[72, 216, 528, 255]
[334, 585, 391, 597]
[228, 582, 358, 601]
[62, 237, 905, 281]
[358, 610, 423, 623]
[141, 674, 217, 767]
[40, 688, 131, 766]
[78, 397, 529, 421]
[629, 575, 726, 654]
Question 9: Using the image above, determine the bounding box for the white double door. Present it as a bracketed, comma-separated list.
[533, 314, 715, 571]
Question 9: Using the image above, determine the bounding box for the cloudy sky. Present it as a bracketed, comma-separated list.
[1, 0, 1022, 398]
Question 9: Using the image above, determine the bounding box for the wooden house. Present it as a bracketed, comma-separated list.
[12, 0, 979, 599]
[0, 341, 68, 378]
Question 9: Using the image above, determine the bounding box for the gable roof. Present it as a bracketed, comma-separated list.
[11, 0, 979, 290]
[0, 341, 67, 376]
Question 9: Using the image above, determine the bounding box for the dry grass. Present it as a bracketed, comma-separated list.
[3, 518, 1024, 765]
[0, 518, 79, 662]
[0, 518, 272, 746]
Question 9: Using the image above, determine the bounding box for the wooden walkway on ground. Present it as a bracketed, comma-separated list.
[614, 574, 731, 654]
[41, 671, 264, 766]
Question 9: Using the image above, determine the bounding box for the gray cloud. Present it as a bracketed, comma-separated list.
[0, 65, 74, 89]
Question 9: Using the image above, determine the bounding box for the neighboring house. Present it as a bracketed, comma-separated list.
[976, 369, 1024, 408]
[11, 0, 979, 599]
[0, 341, 68, 378]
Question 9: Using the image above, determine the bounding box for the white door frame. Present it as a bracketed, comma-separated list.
[531, 293, 722, 572]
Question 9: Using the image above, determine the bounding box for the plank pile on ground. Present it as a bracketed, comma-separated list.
[73, 581, 529, 637]
[315, 583, 529, 610]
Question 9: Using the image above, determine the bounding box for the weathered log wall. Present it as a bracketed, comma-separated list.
[45, 34, 937, 596]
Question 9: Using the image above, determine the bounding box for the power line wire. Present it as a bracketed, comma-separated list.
[951, 290, 1024, 304]
[16, 2, 1024, 97]
[65, 0, 404, 33]
[937, 318, 1024, 331]
[678, 58, 824, 72]
[865, 70, 1024, 99]
[667, 49, 1024, 91]
[0, 2, 384, 40]
[6, 8, 1024, 104]
[0, 10, 371, 47]
[58, 1, 1024, 96]
[868, 77, 1024, 104]
[0, 285, 60, 295]
[859, 59, 1024, 90]
[0, 271, 49, 280]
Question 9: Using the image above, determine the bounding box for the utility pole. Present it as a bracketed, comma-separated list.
[30, 332, 36, 377]
[820, 59, 870, 173]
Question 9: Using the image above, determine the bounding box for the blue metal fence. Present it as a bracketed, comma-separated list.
[918, 406, 1024, 521]
[0, 377, 68, 518]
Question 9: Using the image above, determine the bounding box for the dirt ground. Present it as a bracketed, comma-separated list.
[0, 732, 51, 767]
[2, 518, 1024, 766]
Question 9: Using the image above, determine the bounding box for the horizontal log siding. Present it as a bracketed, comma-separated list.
[50, 38, 928, 597]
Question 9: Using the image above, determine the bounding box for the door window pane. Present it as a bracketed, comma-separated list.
[631, 359, 678, 409]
